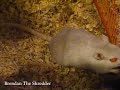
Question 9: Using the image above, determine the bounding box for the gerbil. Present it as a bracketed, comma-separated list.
[1, 23, 120, 74]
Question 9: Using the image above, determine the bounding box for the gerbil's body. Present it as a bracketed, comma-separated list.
[1, 23, 120, 74]
[50, 29, 120, 74]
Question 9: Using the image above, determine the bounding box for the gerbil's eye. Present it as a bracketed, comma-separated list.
[110, 58, 118, 62]
[94, 53, 105, 60]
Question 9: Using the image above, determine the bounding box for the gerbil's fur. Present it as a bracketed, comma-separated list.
[50, 29, 120, 74]
[1, 23, 120, 74]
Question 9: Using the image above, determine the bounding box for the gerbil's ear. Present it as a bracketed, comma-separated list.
[94, 53, 105, 60]
[101, 34, 109, 43]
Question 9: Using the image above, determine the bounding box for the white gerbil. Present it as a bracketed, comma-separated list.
[1, 23, 120, 74]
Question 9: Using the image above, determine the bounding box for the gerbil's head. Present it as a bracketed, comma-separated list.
[89, 43, 120, 74]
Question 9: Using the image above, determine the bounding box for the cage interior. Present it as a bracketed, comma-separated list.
[93, 0, 119, 45]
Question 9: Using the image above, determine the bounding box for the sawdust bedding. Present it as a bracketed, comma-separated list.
[0, 0, 114, 90]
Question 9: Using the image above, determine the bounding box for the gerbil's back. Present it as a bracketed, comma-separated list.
[49, 29, 98, 64]
[49, 29, 69, 64]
